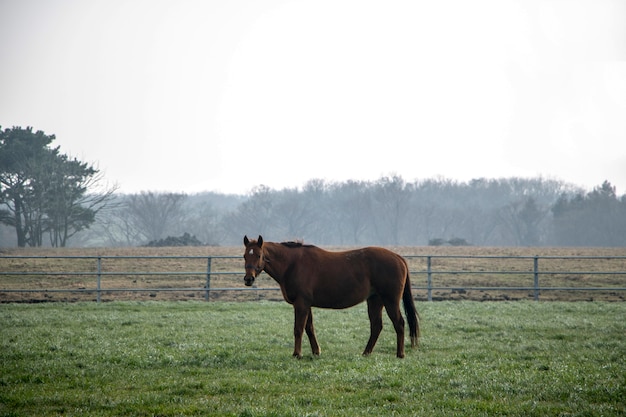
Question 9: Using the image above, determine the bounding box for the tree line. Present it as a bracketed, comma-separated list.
[2, 126, 625, 247]
[73, 177, 625, 248]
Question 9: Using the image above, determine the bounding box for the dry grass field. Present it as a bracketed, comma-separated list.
[1, 245, 625, 303]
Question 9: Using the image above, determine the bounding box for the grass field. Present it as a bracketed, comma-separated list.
[1, 246, 625, 302]
[1, 301, 625, 416]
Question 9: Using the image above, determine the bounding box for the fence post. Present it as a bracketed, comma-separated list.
[96, 257, 102, 304]
[427, 256, 432, 302]
[205, 257, 212, 301]
[533, 256, 539, 301]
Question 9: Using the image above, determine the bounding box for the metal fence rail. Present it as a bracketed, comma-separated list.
[406, 255, 626, 301]
[1, 254, 625, 302]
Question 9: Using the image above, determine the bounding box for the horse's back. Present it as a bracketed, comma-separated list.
[321, 246, 408, 290]
[345, 246, 407, 275]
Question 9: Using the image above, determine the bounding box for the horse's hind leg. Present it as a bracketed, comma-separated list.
[363, 295, 384, 356]
[384, 302, 406, 358]
[305, 309, 321, 356]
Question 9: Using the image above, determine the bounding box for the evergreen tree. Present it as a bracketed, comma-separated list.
[0, 126, 113, 247]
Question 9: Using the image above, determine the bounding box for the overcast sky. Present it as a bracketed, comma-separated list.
[1, 0, 625, 195]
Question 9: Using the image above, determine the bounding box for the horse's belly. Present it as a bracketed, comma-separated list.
[311, 284, 369, 309]
[313, 299, 363, 309]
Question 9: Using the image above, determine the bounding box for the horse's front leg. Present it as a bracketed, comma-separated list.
[292, 302, 310, 359]
[305, 308, 321, 356]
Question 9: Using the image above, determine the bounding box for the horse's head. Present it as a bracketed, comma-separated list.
[243, 235, 266, 286]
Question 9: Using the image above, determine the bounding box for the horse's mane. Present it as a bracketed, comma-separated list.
[280, 241, 315, 249]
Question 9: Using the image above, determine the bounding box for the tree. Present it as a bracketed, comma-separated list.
[0, 126, 115, 247]
[43, 154, 116, 247]
[499, 197, 547, 246]
[86, 195, 143, 246]
[224, 185, 277, 239]
[126, 192, 188, 242]
[330, 180, 372, 245]
[552, 181, 626, 246]
[273, 180, 332, 242]
[0, 127, 53, 246]
[182, 200, 223, 246]
[370, 175, 412, 245]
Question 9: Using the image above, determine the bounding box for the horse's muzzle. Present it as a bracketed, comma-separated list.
[244, 264, 262, 286]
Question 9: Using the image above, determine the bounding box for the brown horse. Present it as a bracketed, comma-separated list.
[243, 235, 420, 358]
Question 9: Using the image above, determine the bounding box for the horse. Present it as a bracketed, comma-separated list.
[243, 235, 420, 358]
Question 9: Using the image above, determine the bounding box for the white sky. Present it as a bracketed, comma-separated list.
[1, 0, 625, 195]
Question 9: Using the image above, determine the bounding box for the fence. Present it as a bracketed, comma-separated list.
[1, 254, 626, 302]
[416, 254, 626, 301]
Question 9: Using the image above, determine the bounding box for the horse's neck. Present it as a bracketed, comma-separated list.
[264, 243, 292, 283]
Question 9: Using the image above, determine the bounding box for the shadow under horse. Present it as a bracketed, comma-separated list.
[243, 235, 420, 358]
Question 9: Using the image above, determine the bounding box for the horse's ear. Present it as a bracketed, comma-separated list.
[244, 235, 250, 246]
[258, 235, 263, 247]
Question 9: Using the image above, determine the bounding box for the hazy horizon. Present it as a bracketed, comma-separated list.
[2, 0, 625, 195]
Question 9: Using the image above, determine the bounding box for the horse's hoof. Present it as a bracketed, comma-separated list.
[293, 353, 302, 359]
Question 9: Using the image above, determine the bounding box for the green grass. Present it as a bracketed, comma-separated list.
[1, 301, 625, 416]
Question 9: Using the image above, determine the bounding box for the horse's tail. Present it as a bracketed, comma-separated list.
[402, 270, 420, 348]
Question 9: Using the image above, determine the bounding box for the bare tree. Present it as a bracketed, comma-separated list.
[499, 197, 548, 246]
[126, 192, 187, 242]
[330, 180, 372, 245]
[224, 185, 277, 240]
[87, 197, 143, 246]
[370, 175, 412, 245]
[184, 201, 223, 246]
